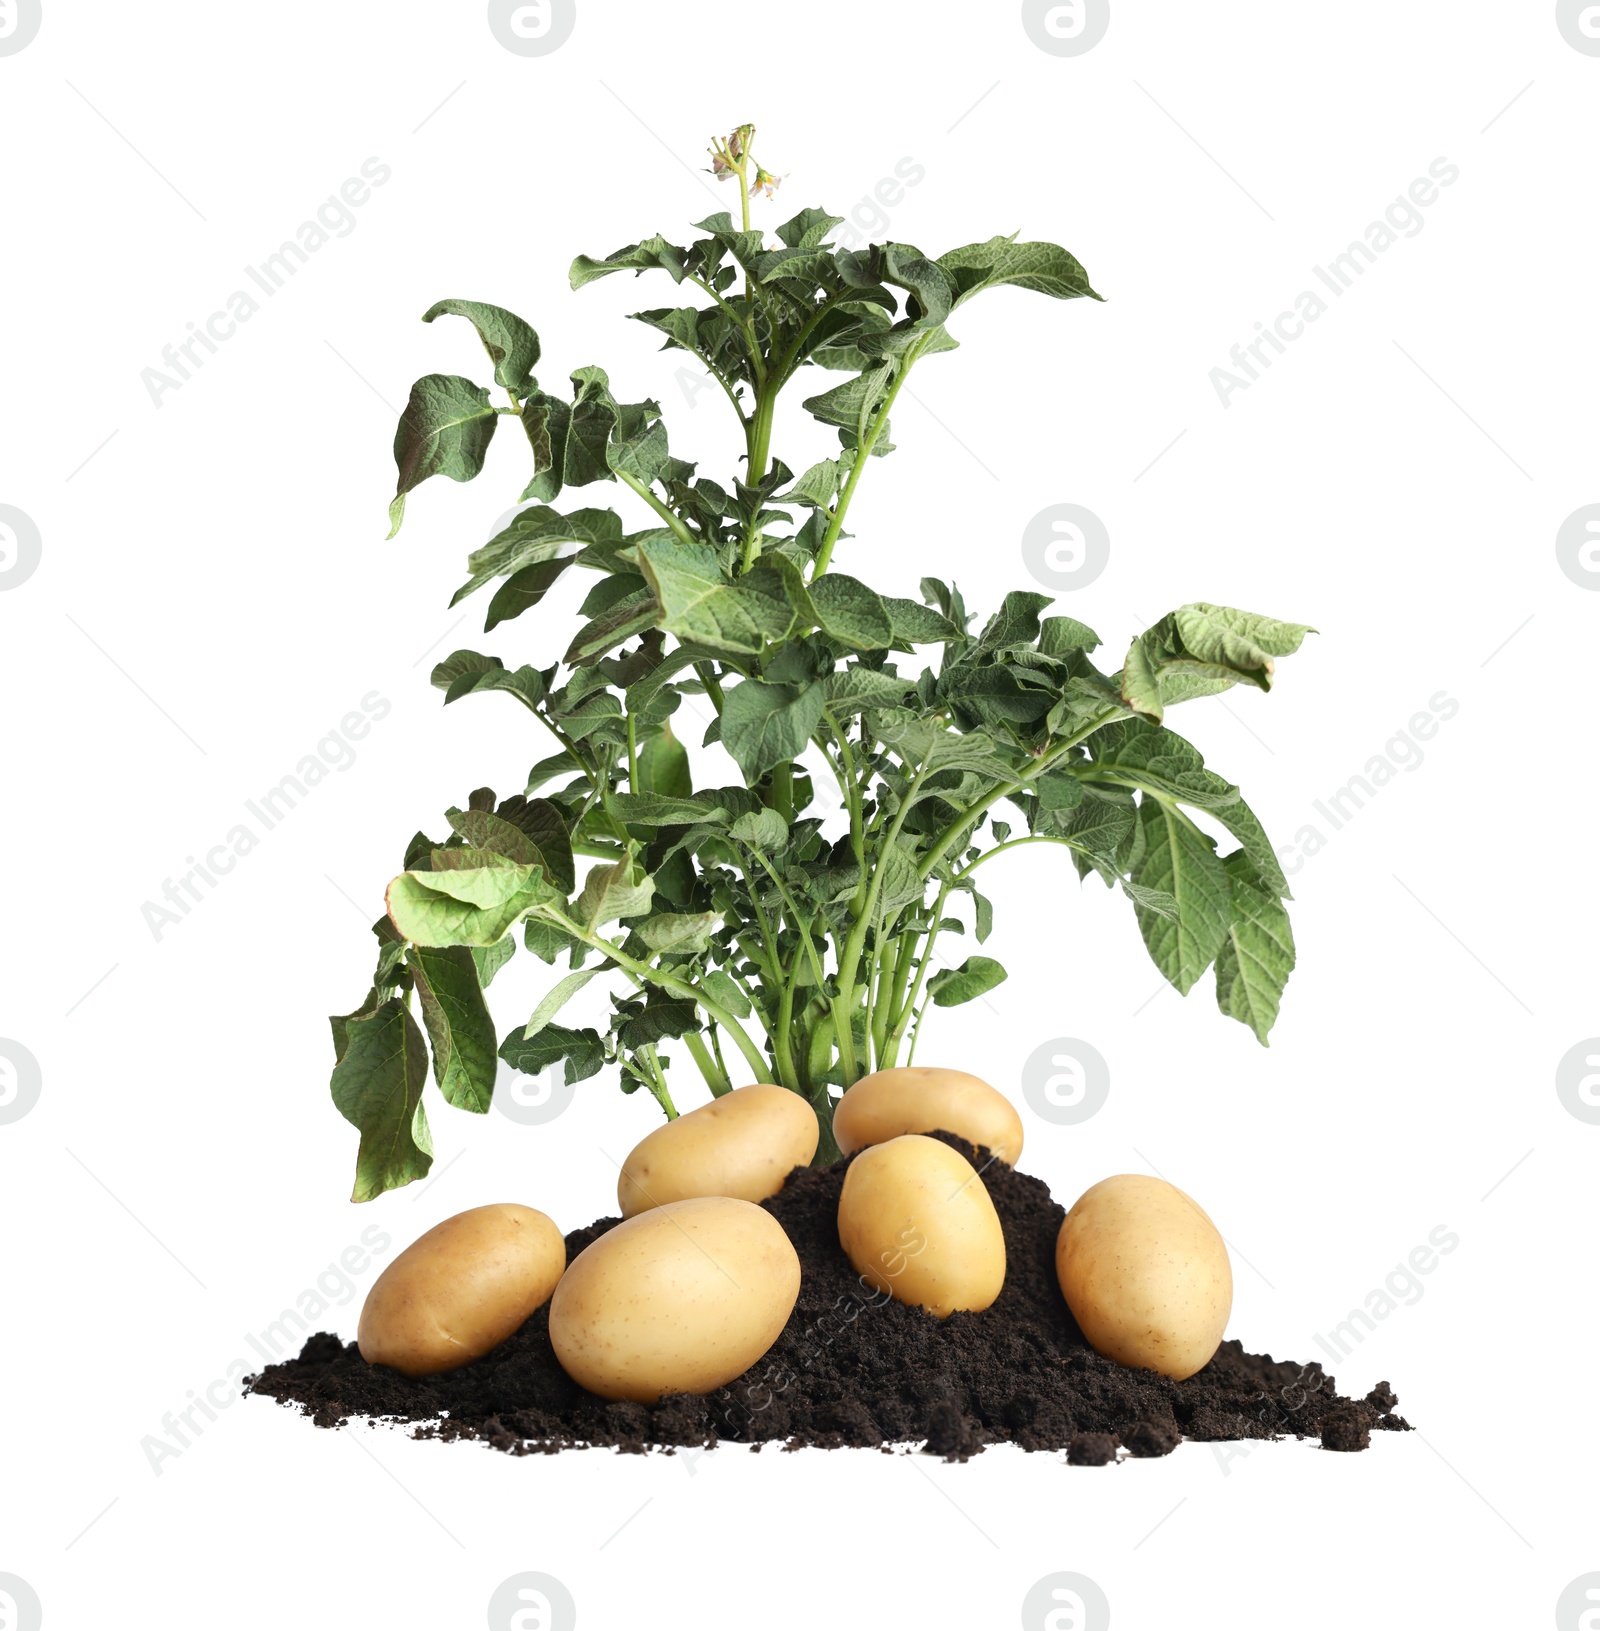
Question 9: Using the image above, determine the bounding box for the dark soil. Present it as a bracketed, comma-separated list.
[248, 1133, 1411, 1461]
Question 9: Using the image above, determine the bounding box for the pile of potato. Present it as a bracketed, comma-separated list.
[357, 1066, 1233, 1403]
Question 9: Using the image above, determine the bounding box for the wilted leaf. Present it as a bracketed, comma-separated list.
[330, 999, 433, 1201]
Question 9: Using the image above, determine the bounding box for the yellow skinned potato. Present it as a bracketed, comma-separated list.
[617, 1082, 819, 1217]
[837, 1134, 1006, 1318]
[833, 1066, 1024, 1167]
[358, 1204, 565, 1378]
[1055, 1175, 1233, 1381]
[549, 1196, 800, 1402]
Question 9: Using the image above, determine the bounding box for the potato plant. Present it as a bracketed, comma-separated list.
[330, 126, 1310, 1201]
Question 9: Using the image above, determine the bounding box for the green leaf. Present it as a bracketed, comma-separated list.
[484, 557, 575, 632]
[1175, 603, 1315, 672]
[607, 408, 694, 489]
[499, 1021, 605, 1083]
[1130, 799, 1231, 994]
[523, 966, 604, 1038]
[472, 935, 516, 989]
[565, 588, 660, 665]
[808, 573, 893, 649]
[636, 540, 792, 654]
[972, 888, 994, 943]
[330, 999, 433, 1202]
[928, 955, 1008, 1007]
[578, 857, 654, 926]
[455, 506, 624, 604]
[1035, 769, 1085, 812]
[429, 649, 501, 690]
[974, 590, 1054, 656]
[877, 242, 955, 326]
[435, 654, 547, 710]
[721, 679, 827, 785]
[873, 840, 927, 925]
[526, 754, 583, 796]
[631, 912, 719, 955]
[938, 666, 1053, 728]
[1214, 853, 1296, 1044]
[823, 667, 913, 717]
[775, 207, 845, 250]
[729, 808, 789, 850]
[1121, 879, 1179, 921]
[543, 368, 621, 491]
[1039, 615, 1102, 657]
[632, 305, 706, 358]
[519, 393, 560, 493]
[567, 701, 629, 749]
[635, 724, 690, 797]
[618, 997, 701, 1051]
[388, 374, 497, 538]
[885, 597, 963, 645]
[493, 797, 576, 895]
[422, 299, 541, 396]
[1085, 721, 1240, 811]
[524, 917, 582, 965]
[803, 365, 891, 442]
[1211, 794, 1290, 900]
[701, 969, 752, 1018]
[386, 858, 557, 946]
[868, 710, 1015, 777]
[330, 990, 379, 1064]
[1049, 787, 1135, 882]
[1121, 603, 1315, 721]
[937, 236, 1102, 308]
[610, 791, 730, 826]
[777, 458, 846, 509]
[569, 234, 689, 289]
[446, 806, 540, 865]
[1119, 634, 1164, 720]
[624, 641, 750, 713]
[407, 945, 498, 1112]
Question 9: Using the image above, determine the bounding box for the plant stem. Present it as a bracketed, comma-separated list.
[771, 760, 794, 821]
[951, 833, 1074, 880]
[695, 663, 726, 712]
[913, 723, 1108, 883]
[685, 272, 767, 384]
[811, 350, 922, 579]
[773, 967, 799, 1089]
[639, 1045, 678, 1119]
[885, 879, 951, 1062]
[615, 469, 698, 549]
[739, 388, 779, 573]
[833, 762, 928, 1037]
[547, 910, 771, 1083]
[684, 1031, 732, 1097]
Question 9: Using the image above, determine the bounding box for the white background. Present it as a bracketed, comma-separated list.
[3, 2, 1597, 1627]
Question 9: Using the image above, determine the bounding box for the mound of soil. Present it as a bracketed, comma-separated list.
[248, 1134, 1410, 1460]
